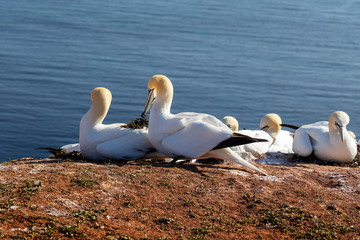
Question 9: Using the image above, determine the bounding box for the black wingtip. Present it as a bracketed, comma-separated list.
[255, 138, 270, 143]
[280, 123, 300, 130]
[38, 147, 62, 155]
[212, 133, 268, 150]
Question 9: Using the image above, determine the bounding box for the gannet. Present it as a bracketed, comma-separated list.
[222, 116, 273, 159]
[260, 113, 294, 153]
[80, 87, 162, 161]
[142, 75, 268, 175]
[292, 111, 357, 162]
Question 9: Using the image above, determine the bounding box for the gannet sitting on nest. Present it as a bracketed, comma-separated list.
[80, 87, 163, 161]
[142, 75, 268, 175]
[292, 111, 357, 162]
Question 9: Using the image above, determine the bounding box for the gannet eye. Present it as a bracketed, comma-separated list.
[335, 121, 341, 129]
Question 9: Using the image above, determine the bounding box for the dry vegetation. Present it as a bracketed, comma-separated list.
[0, 155, 359, 239]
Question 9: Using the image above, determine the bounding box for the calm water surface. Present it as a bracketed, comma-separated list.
[1, 1, 360, 161]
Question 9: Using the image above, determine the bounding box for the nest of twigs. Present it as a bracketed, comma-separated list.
[51, 150, 87, 161]
[121, 117, 149, 129]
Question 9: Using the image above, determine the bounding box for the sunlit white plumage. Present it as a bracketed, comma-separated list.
[222, 116, 272, 159]
[79, 87, 160, 161]
[292, 111, 357, 162]
[260, 113, 294, 153]
[142, 75, 267, 175]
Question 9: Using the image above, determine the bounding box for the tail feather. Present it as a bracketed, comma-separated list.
[212, 133, 268, 150]
[207, 148, 267, 175]
[38, 147, 63, 155]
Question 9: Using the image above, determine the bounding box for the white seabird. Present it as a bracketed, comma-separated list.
[292, 111, 357, 162]
[260, 113, 294, 153]
[222, 116, 273, 159]
[79, 87, 163, 161]
[142, 75, 268, 175]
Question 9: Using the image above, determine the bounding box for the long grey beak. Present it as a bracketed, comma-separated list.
[340, 127, 346, 143]
[141, 88, 156, 118]
[335, 121, 345, 143]
[339, 127, 345, 143]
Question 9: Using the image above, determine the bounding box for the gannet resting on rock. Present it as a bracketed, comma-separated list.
[222, 116, 273, 159]
[292, 111, 357, 162]
[80, 87, 163, 161]
[142, 75, 268, 175]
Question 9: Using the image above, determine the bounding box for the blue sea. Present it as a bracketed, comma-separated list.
[1, 0, 360, 161]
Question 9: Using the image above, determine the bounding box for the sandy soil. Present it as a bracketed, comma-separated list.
[0, 155, 359, 239]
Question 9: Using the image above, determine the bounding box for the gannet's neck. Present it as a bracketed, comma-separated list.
[267, 125, 281, 140]
[151, 93, 172, 116]
[83, 87, 112, 126]
[85, 104, 107, 126]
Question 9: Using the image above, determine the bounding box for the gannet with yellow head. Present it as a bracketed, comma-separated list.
[292, 111, 357, 162]
[260, 113, 294, 153]
[142, 75, 268, 175]
[80, 87, 162, 161]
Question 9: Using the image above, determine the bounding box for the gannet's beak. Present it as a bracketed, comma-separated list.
[335, 121, 345, 143]
[339, 127, 345, 143]
[141, 88, 156, 118]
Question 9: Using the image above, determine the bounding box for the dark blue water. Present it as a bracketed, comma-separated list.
[1, 0, 360, 161]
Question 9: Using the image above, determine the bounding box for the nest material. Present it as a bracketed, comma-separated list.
[51, 150, 87, 161]
[121, 117, 149, 129]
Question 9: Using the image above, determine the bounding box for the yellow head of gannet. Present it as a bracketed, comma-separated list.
[222, 116, 239, 132]
[259, 113, 282, 139]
